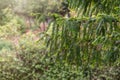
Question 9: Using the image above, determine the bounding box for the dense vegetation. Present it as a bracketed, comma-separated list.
[0, 0, 120, 80]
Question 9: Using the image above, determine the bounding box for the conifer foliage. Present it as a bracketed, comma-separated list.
[47, 0, 120, 67]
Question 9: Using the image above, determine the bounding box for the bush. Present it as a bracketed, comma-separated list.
[0, 8, 27, 38]
[0, 32, 87, 80]
[0, 39, 13, 51]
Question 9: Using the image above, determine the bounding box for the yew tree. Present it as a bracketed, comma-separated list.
[46, 0, 120, 68]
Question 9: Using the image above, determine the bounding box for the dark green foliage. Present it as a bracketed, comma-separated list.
[46, 0, 120, 79]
